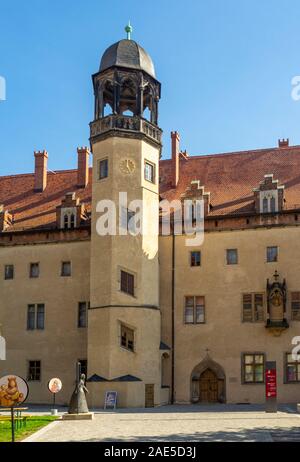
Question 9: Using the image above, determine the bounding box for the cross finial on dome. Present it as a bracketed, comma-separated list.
[125, 21, 133, 40]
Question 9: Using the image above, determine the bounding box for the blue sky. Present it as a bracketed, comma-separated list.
[1, 0, 300, 175]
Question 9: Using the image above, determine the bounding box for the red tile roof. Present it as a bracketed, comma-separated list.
[0, 170, 92, 231]
[1, 144, 300, 231]
[160, 145, 300, 216]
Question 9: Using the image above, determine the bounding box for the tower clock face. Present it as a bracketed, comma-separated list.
[120, 159, 135, 174]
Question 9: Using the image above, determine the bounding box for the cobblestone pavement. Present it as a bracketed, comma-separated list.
[22, 404, 300, 442]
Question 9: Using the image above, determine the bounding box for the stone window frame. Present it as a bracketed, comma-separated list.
[241, 352, 265, 385]
[266, 246, 279, 263]
[98, 157, 109, 181]
[226, 249, 239, 266]
[119, 321, 136, 353]
[144, 159, 156, 184]
[29, 262, 40, 279]
[284, 352, 300, 384]
[241, 293, 265, 323]
[4, 264, 14, 280]
[61, 261, 72, 278]
[184, 295, 206, 325]
[291, 292, 300, 321]
[61, 208, 77, 230]
[78, 302, 89, 328]
[190, 251, 201, 267]
[27, 360, 41, 382]
[27, 303, 45, 331]
[117, 266, 137, 298]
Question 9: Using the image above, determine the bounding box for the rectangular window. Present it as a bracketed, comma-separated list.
[226, 249, 238, 265]
[144, 161, 155, 183]
[99, 158, 108, 180]
[78, 359, 88, 378]
[267, 246, 278, 263]
[184, 296, 205, 324]
[78, 302, 88, 328]
[286, 353, 300, 383]
[27, 305, 36, 330]
[28, 360, 41, 381]
[242, 294, 264, 322]
[242, 354, 265, 384]
[120, 324, 135, 352]
[190, 251, 201, 267]
[4, 265, 14, 280]
[27, 304, 45, 330]
[61, 261, 71, 277]
[30, 263, 40, 278]
[36, 304, 45, 330]
[120, 208, 136, 234]
[291, 292, 300, 321]
[120, 270, 134, 296]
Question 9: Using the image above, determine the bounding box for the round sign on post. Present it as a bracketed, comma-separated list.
[0, 375, 29, 408]
[48, 378, 62, 415]
[48, 378, 62, 394]
[0, 375, 29, 443]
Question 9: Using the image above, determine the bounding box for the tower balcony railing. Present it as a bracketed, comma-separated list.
[90, 115, 162, 144]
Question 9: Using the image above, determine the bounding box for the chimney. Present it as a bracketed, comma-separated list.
[171, 131, 180, 188]
[34, 150, 48, 192]
[278, 138, 289, 148]
[77, 147, 90, 188]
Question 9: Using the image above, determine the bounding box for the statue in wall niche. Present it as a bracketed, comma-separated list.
[68, 373, 89, 414]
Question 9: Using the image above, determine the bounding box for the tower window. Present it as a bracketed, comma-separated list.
[99, 158, 108, 180]
[226, 249, 238, 265]
[120, 270, 134, 296]
[61, 261, 71, 277]
[144, 161, 155, 183]
[120, 324, 135, 352]
[30, 263, 40, 278]
[267, 246, 278, 263]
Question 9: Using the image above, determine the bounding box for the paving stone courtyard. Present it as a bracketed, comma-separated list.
[21, 404, 300, 442]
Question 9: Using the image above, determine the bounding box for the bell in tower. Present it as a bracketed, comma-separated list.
[90, 23, 162, 150]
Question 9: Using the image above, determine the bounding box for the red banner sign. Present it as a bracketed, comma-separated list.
[266, 368, 277, 398]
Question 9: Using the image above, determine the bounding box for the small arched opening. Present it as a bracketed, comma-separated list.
[191, 357, 226, 404]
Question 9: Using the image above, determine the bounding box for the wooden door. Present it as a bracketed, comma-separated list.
[145, 384, 154, 408]
[199, 369, 218, 403]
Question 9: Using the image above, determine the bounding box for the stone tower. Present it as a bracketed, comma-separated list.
[88, 27, 163, 407]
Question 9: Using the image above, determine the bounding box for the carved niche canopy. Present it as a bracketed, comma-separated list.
[266, 270, 289, 335]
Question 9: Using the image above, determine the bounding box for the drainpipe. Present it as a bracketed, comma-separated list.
[171, 228, 175, 404]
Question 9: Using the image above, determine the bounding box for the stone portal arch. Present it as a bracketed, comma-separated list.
[191, 357, 226, 404]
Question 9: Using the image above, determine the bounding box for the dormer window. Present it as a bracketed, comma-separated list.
[253, 174, 285, 214]
[62, 211, 77, 229]
[57, 192, 87, 230]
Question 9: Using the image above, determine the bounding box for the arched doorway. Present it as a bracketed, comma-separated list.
[191, 357, 226, 404]
[199, 369, 218, 403]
